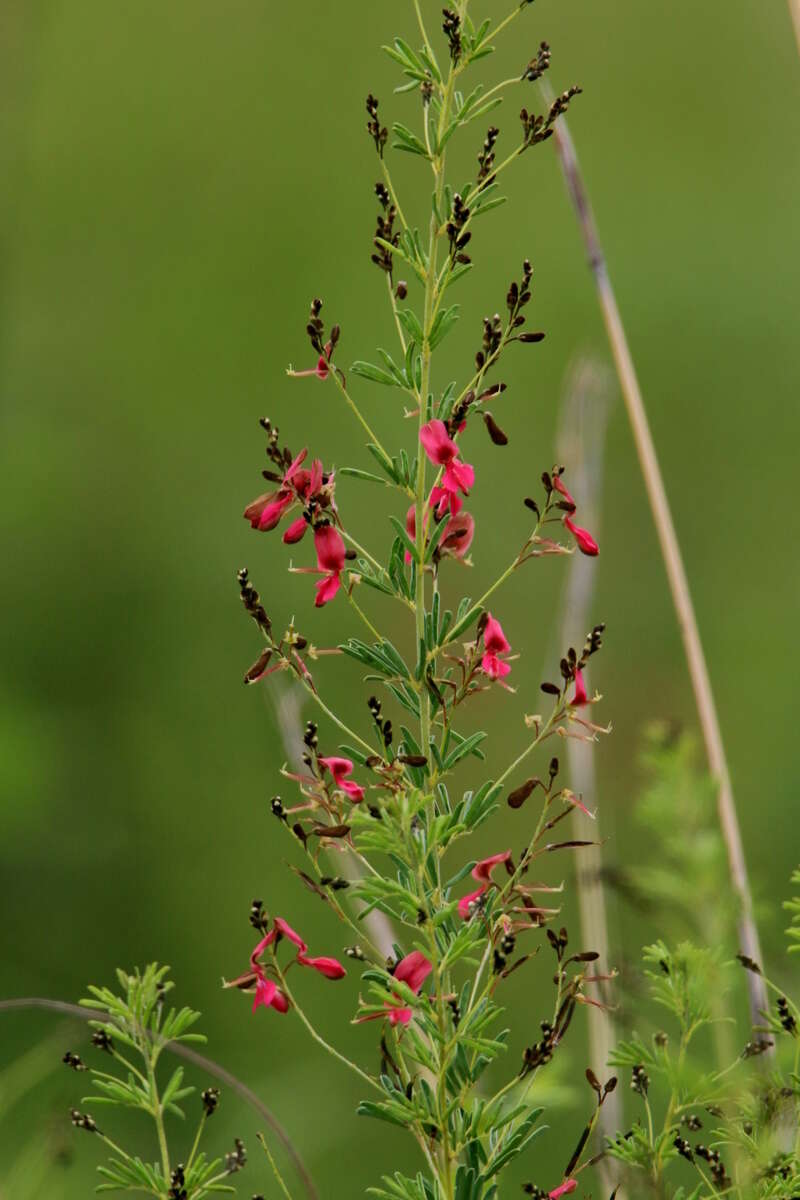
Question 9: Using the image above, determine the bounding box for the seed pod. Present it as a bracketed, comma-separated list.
[483, 412, 508, 445]
[508, 777, 541, 809]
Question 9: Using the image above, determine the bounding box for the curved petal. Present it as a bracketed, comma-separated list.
[419, 419, 457, 466]
[483, 614, 510, 654]
[249, 930, 277, 971]
[319, 756, 354, 783]
[274, 917, 307, 952]
[571, 668, 588, 707]
[441, 511, 474, 558]
[393, 950, 433, 994]
[297, 953, 347, 980]
[445, 458, 475, 495]
[282, 516, 308, 544]
[314, 524, 346, 572]
[341, 779, 365, 804]
[458, 884, 488, 920]
[472, 850, 512, 882]
[314, 571, 341, 607]
[481, 652, 511, 680]
[564, 515, 599, 557]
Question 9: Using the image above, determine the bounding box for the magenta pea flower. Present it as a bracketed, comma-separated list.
[297, 952, 347, 980]
[552, 474, 576, 508]
[287, 338, 334, 381]
[473, 850, 513, 881]
[283, 516, 309, 544]
[244, 489, 294, 533]
[313, 524, 346, 607]
[319, 755, 365, 804]
[564, 514, 599, 557]
[405, 503, 475, 564]
[571, 668, 589, 707]
[386, 950, 434, 1026]
[246, 917, 346, 1017]
[430, 484, 462, 519]
[481, 614, 512, 680]
[458, 850, 512, 919]
[244, 449, 325, 535]
[440, 510, 474, 559]
[252, 976, 290, 1015]
[549, 1182, 578, 1199]
[357, 950, 433, 1027]
[419, 420, 475, 500]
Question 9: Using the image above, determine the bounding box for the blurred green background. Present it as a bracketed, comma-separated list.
[2, 0, 799, 1195]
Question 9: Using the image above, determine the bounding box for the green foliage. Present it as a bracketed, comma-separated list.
[630, 725, 732, 950]
[783, 867, 800, 955]
[68, 965, 250, 1198]
[608, 895, 800, 1198]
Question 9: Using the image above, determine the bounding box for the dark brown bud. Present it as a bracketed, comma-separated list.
[483, 412, 508, 445]
[508, 777, 541, 809]
[244, 649, 272, 685]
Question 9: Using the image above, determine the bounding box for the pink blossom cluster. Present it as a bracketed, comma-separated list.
[249, 916, 346, 1016]
[244, 448, 346, 607]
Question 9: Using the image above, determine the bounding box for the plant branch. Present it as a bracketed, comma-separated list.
[544, 83, 769, 1036]
[0, 997, 320, 1200]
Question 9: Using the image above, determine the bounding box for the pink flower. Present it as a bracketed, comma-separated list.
[283, 516, 309, 544]
[244, 449, 326, 535]
[458, 884, 488, 920]
[297, 952, 347, 980]
[292, 458, 324, 501]
[440, 511, 475, 559]
[405, 504, 475, 564]
[549, 1182, 578, 1199]
[313, 524, 346, 607]
[564, 514, 599, 557]
[273, 917, 307, 951]
[387, 951, 433, 1026]
[247, 917, 346, 1016]
[319, 755, 365, 804]
[244, 489, 294, 532]
[458, 850, 512, 920]
[252, 977, 289, 1015]
[394, 950, 433, 992]
[419, 419, 458, 466]
[481, 613, 512, 680]
[356, 950, 433, 1027]
[419, 420, 475, 500]
[571, 668, 588, 707]
[430, 485, 462, 519]
[552, 474, 576, 508]
[472, 849, 513, 881]
[288, 352, 330, 380]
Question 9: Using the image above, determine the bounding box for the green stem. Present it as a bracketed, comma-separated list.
[184, 1112, 206, 1173]
[273, 964, 380, 1093]
[146, 1057, 171, 1185]
[258, 1132, 295, 1200]
[346, 589, 384, 643]
[325, 365, 405, 494]
[294, 670, 379, 758]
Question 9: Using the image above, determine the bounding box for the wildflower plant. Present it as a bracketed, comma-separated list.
[234, 4, 612, 1198]
[607, 877, 800, 1198]
[65, 965, 258, 1198]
